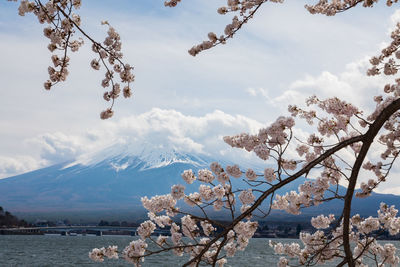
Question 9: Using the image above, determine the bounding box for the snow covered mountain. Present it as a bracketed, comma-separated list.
[0, 143, 217, 213]
[0, 142, 398, 222]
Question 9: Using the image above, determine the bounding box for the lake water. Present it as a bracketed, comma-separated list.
[0, 235, 399, 266]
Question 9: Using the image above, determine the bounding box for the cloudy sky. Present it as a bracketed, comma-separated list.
[1, 1, 400, 193]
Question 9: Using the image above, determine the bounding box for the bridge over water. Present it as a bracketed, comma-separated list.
[1, 226, 137, 236]
[0, 226, 171, 236]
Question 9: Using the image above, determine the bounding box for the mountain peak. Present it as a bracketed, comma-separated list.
[62, 141, 209, 171]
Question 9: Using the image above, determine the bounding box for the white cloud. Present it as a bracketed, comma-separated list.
[378, 186, 400, 195]
[389, 9, 400, 33]
[288, 59, 387, 110]
[0, 156, 45, 178]
[30, 133, 89, 162]
[246, 57, 389, 114]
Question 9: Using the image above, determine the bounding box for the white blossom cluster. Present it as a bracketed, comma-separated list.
[88, 246, 118, 262]
[122, 239, 148, 266]
[223, 116, 296, 177]
[238, 189, 255, 205]
[271, 158, 345, 214]
[311, 214, 335, 229]
[290, 96, 360, 138]
[224, 116, 294, 152]
[141, 194, 176, 214]
[9, 0, 133, 119]
[305, 0, 392, 16]
[164, 0, 181, 7]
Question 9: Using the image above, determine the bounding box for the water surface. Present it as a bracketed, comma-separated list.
[0, 235, 398, 266]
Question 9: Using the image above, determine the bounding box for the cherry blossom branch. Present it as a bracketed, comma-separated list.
[13, 0, 134, 119]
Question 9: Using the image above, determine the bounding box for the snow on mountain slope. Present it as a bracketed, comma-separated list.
[62, 141, 211, 171]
